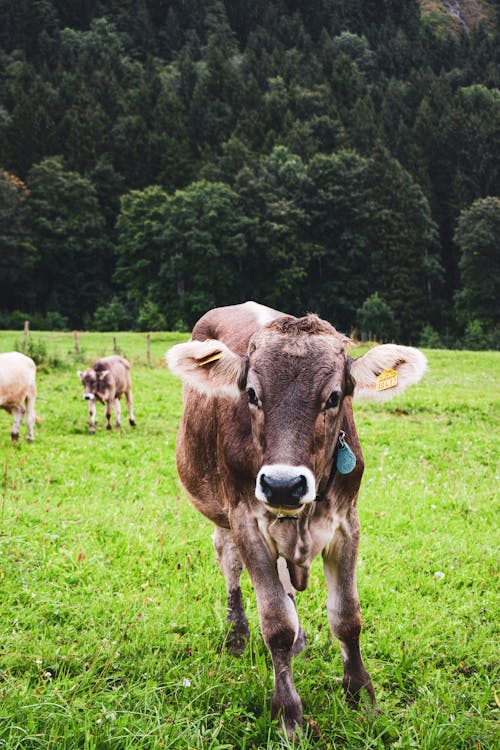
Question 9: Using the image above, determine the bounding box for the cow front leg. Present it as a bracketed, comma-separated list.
[213, 527, 249, 656]
[323, 520, 377, 709]
[233, 523, 302, 737]
[11, 405, 25, 442]
[88, 399, 96, 434]
[114, 398, 122, 428]
[105, 399, 113, 430]
[125, 389, 136, 426]
[277, 557, 307, 657]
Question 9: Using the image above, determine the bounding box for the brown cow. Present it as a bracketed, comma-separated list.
[167, 301, 427, 737]
[77, 355, 136, 434]
[0, 352, 37, 442]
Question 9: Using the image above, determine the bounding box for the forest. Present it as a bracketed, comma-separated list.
[0, 0, 499, 347]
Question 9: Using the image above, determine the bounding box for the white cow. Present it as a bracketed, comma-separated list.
[0, 352, 37, 441]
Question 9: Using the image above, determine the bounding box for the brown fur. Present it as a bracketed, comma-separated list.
[77, 355, 135, 433]
[0, 352, 37, 441]
[167, 301, 426, 737]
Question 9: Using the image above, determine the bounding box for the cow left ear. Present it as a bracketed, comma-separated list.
[166, 339, 246, 400]
[349, 344, 427, 402]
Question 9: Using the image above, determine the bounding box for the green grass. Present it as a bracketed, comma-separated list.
[0, 331, 498, 749]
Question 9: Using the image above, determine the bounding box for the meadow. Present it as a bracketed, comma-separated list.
[0, 330, 498, 750]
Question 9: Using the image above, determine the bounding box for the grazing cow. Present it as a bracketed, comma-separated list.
[0, 352, 37, 442]
[77, 355, 136, 434]
[167, 301, 427, 737]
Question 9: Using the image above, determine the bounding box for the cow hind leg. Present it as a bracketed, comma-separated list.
[125, 389, 136, 426]
[11, 404, 25, 442]
[114, 398, 122, 428]
[25, 393, 36, 441]
[213, 527, 250, 656]
[323, 533, 377, 710]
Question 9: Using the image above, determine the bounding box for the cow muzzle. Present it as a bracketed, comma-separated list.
[84, 393, 95, 400]
[255, 464, 316, 509]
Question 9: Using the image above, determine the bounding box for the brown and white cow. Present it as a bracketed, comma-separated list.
[0, 352, 37, 442]
[77, 355, 136, 434]
[167, 301, 427, 736]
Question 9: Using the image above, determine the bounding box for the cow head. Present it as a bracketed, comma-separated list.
[167, 316, 426, 513]
[77, 366, 112, 403]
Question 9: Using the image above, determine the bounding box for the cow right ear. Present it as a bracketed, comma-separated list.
[166, 339, 246, 400]
[77, 370, 84, 380]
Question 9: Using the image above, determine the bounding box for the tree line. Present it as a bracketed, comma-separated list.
[0, 1, 499, 347]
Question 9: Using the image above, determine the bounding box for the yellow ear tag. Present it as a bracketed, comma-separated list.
[197, 351, 223, 367]
[376, 368, 399, 391]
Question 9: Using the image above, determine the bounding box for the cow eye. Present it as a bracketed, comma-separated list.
[325, 391, 340, 410]
[247, 387, 259, 407]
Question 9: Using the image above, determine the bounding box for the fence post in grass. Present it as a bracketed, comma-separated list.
[147, 333, 151, 366]
[73, 331, 80, 354]
[23, 320, 29, 350]
[113, 336, 117, 354]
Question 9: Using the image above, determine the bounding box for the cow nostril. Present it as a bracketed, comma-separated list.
[291, 475, 307, 500]
[260, 473, 307, 506]
[260, 473, 273, 500]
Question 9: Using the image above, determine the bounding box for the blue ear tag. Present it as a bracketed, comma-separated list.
[336, 431, 357, 474]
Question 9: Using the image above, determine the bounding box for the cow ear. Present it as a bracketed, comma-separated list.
[350, 344, 427, 402]
[77, 370, 84, 380]
[98, 369, 109, 379]
[166, 339, 246, 400]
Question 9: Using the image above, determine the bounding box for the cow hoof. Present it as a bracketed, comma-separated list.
[106, 424, 112, 431]
[273, 697, 303, 741]
[11, 433, 19, 443]
[129, 419, 136, 427]
[27, 436, 35, 443]
[88, 429, 95, 435]
[225, 627, 249, 657]
[343, 670, 377, 711]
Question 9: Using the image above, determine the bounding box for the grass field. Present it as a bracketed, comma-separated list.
[0, 330, 498, 749]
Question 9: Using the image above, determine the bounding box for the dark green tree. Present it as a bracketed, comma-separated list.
[303, 149, 375, 330]
[367, 148, 441, 342]
[235, 146, 310, 314]
[356, 292, 397, 342]
[156, 180, 253, 327]
[114, 185, 170, 310]
[0, 170, 36, 312]
[454, 196, 500, 332]
[27, 157, 111, 326]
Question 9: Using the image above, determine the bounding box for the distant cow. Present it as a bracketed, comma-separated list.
[0, 352, 37, 442]
[77, 355, 136, 434]
[167, 301, 427, 737]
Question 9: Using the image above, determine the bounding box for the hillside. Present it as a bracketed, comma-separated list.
[421, 0, 497, 34]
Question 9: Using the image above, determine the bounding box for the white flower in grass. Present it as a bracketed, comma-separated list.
[183, 678, 192, 687]
[433, 571, 445, 580]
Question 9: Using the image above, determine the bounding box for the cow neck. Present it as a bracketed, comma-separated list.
[315, 438, 341, 503]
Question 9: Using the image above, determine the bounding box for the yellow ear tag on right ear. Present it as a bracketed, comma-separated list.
[376, 368, 398, 391]
[197, 351, 223, 367]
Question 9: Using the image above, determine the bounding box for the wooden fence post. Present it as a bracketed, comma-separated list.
[73, 331, 80, 354]
[147, 333, 151, 366]
[23, 320, 29, 350]
[113, 336, 117, 354]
